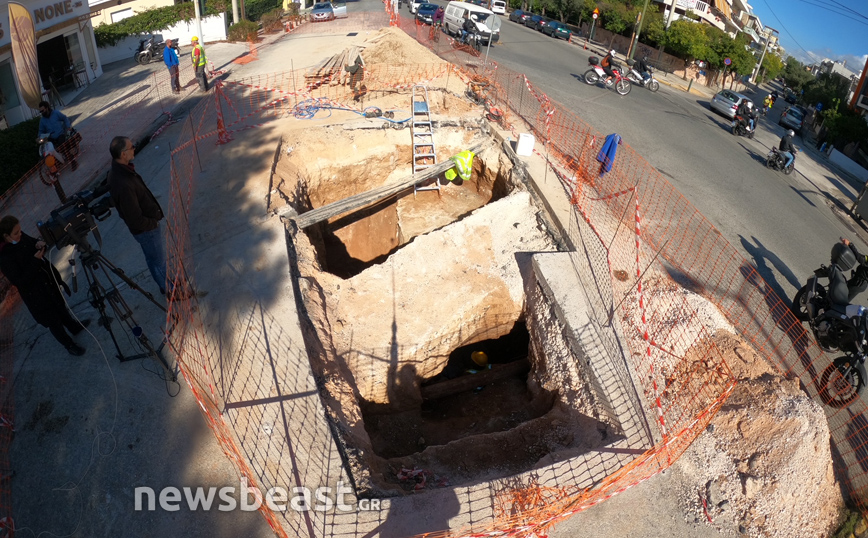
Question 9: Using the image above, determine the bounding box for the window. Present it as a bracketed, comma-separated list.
[110, 8, 133, 23]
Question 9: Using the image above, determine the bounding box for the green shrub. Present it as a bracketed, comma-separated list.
[228, 20, 259, 42]
[260, 7, 283, 32]
[245, 0, 282, 23]
[94, 0, 229, 47]
[0, 118, 42, 197]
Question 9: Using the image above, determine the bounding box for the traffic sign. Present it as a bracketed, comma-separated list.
[592, 13, 597, 19]
[593, 7, 599, 14]
[724, 57, 731, 66]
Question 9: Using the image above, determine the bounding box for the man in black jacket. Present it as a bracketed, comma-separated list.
[107, 136, 171, 296]
[779, 129, 797, 170]
[0, 215, 89, 355]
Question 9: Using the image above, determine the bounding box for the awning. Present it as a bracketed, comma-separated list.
[713, 0, 732, 20]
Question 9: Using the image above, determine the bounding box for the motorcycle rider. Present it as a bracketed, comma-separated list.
[37, 101, 77, 170]
[779, 129, 797, 170]
[735, 100, 755, 132]
[841, 238, 868, 301]
[601, 50, 619, 86]
[636, 55, 652, 84]
[461, 14, 478, 45]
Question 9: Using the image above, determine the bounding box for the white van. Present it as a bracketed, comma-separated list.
[443, 1, 501, 45]
[490, 0, 506, 14]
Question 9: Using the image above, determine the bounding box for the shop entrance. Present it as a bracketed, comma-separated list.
[37, 34, 77, 94]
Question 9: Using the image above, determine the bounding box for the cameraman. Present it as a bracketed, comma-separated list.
[0, 215, 89, 356]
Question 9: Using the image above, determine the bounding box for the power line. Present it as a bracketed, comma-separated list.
[759, 0, 820, 63]
[828, 0, 868, 20]
[794, 0, 868, 25]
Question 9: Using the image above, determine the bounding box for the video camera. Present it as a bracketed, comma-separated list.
[37, 182, 113, 249]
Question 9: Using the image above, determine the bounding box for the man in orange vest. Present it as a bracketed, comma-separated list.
[191, 36, 208, 92]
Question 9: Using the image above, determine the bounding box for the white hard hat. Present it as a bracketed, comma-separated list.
[787, 129, 795, 137]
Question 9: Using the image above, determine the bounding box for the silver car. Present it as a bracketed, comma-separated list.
[710, 89, 752, 119]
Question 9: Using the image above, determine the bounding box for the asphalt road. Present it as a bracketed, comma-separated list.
[486, 17, 866, 307]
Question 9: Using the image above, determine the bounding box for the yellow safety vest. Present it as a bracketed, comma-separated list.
[445, 150, 474, 182]
[192, 44, 207, 67]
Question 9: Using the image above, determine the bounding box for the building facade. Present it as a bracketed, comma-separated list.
[1, 0, 103, 127]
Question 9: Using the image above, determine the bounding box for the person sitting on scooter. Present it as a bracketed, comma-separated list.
[601, 50, 619, 86]
[840, 238, 868, 302]
[636, 56, 652, 84]
[37, 101, 71, 146]
[779, 129, 797, 170]
[461, 15, 477, 44]
[735, 100, 753, 131]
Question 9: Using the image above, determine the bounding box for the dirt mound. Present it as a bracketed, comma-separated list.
[675, 331, 843, 537]
[362, 27, 446, 65]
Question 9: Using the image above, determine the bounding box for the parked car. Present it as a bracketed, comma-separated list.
[311, 2, 335, 21]
[509, 9, 530, 23]
[709, 89, 752, 119]
[779, 106, 806, 132]
[443, 1, 501, 44]
[409, 0, 423, 13]
[489, 0, 506, 14]
[415, 2, 438, 24]
[542, 21, 571, 40]
[524, 14, 544, 29]
[784, 90, 798, 104]
[531, 16, 554, 31]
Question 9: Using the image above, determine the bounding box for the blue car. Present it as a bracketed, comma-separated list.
[415, 3, 438, 24]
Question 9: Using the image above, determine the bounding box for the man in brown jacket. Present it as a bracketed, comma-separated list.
[107, 136, 171, 296]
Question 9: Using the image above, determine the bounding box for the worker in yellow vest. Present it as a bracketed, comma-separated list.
[444, 150, 474, 183]
[191, 36, 209, 92]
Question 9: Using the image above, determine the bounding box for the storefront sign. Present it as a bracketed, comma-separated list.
[33, 1, 75, 24]
[8, 2, 41, 109]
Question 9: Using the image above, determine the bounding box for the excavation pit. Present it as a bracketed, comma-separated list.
[363, 321, 553, 460]
[278, 118, 622, 495]
[274, 126, 510, 279]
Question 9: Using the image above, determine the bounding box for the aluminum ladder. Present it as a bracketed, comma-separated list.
[411, 85, 439, 195]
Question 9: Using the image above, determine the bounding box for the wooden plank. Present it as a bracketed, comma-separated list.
[420, 359, 531, 401]
[285, 141, 487, 229]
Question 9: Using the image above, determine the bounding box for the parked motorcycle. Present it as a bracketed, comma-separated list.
[792, 266, 868, 408]
[766, 147, 797, 175]
[624, 60, 660, 92]
[731, 114, 755, 139]
[134, 36, 178, 65]
[583, 57, 631, 96]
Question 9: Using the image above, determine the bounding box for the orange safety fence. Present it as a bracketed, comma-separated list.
[159, 53, 734, 538]
[2, 13, 868, 538]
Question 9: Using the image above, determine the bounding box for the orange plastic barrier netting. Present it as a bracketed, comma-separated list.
[2, 16, 868, 538]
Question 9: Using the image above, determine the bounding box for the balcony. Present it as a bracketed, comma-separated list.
[654, 0, 726, 30]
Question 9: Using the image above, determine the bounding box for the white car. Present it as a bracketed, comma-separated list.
[490, 0, 506, 14]
[409, 0, 423, 13]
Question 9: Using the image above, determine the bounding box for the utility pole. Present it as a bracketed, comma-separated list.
[232, 0, 239, 25]
[628, 0, 651, 60]
[751, 27, 777, 84]
[193, 0, 204, 45]
[665, 0, 678, 28]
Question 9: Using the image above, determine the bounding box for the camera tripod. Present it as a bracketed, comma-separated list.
[69, 239, 178, 383]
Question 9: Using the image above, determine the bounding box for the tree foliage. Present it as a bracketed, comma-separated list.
[663, 19, 707, 62]
[600, 1, 633, 35]
[245, 0, 283, 24]
[94, 0, 228, 47]
[759, 53, 784, 83]
[0, 118, 40, 196]
[641, 10, 666, 48]
[781, 56, 813, 92]
[802, 71, 849, 110]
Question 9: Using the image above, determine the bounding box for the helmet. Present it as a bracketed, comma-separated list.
[471, 351, 488, 367]
[609, 49, 616, 56]
[191, 36, 199, 42]
[787, 129, 795, 137]
[832, 242, 857, 271]
[746, 101, 753, 109]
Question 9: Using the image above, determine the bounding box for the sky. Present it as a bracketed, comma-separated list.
[748, 0, 867, 74]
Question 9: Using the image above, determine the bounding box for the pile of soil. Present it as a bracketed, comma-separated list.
[362, 27, 447, 65]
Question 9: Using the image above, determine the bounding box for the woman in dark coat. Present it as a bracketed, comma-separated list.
[0, 215, 88, 355]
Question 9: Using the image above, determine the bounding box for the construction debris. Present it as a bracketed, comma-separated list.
[304, 46, 365, 89]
